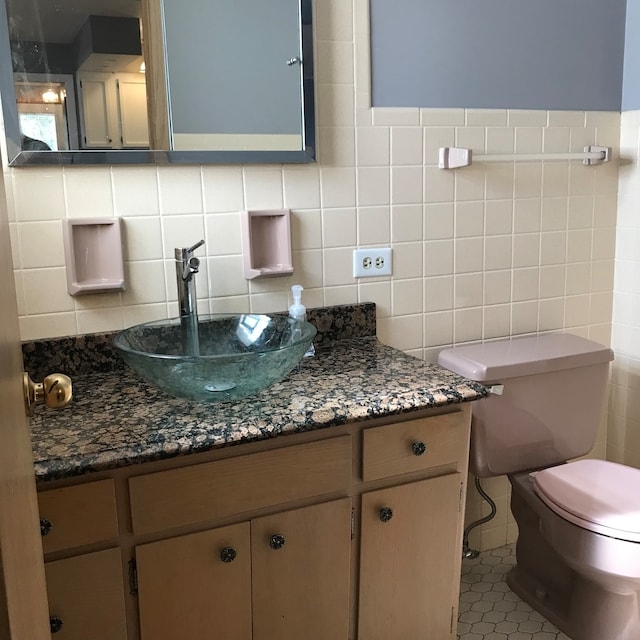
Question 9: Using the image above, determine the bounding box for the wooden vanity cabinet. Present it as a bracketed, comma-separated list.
[37, 406, 471, 640]
[132, 437, 353, 640]
[37, 480, 127, 639]
[358, 474, 463, 640]
[135, 498, 352, 640]
[358, 410, 469, 640]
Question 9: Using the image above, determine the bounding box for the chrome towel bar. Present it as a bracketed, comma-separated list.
[438, 145, 611, 169]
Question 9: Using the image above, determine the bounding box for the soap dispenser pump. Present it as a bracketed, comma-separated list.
[289, 285, 306, 321]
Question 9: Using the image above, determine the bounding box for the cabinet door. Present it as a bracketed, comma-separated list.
[45, 548, 127, 640]
[77, 76, 114, 148]
[136, 521, 251, 640]
[116, 77, 149, 147]
[358, 474, 463, 640]
[252, 498, 352, 640]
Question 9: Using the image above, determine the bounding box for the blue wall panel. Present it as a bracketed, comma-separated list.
[623, 0, 640, 110]
[371, 0, 627, 112]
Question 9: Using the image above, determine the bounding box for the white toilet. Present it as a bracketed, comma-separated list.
[439, 333, 640, 640]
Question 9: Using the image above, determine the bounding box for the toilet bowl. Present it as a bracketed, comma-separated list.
[510, 463, 640, 640]
[438, 334, 640, 640]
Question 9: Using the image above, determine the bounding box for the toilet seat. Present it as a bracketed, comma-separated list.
[532, 459, 640, 543]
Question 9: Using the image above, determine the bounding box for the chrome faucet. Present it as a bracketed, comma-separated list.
[175, 239, 204, 356]
[175, 239, 205, 319]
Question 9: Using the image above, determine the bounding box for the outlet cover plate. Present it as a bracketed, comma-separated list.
[353, 247, 392, 278]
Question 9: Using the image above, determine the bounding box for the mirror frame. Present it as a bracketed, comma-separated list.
[0, 0, 316, 167]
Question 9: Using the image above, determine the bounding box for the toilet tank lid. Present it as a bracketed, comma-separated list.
[437, 333, 613, 382]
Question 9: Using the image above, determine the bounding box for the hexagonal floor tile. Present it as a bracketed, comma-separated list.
[458, 544, 571, 640]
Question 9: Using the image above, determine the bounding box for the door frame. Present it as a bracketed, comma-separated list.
[0, 165, 50, 637]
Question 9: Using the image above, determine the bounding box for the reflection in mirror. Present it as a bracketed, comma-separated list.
[0, 0, 315, 166]
[161, 0, 305, 152]
[15, 74, 79, 150]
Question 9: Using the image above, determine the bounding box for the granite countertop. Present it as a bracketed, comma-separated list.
[25, 304, 488, 482]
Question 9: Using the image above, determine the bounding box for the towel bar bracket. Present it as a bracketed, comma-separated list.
[583, 145, 611, 166]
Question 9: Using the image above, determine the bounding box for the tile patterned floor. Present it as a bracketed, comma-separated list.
[458, 544, 571, 640]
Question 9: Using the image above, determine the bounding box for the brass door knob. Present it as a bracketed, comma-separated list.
[23, 373, 73, 415]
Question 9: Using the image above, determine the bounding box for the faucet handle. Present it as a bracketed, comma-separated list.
[187, 255, 200, 275]
[175, 239, 205, 264]
[187, 239, 205, 255]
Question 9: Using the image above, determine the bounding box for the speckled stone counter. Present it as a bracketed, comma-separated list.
[24, 304, 487, 482]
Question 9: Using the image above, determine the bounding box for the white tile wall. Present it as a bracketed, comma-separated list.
[6, 0, 623, 551]
[611, 111, 640, 468]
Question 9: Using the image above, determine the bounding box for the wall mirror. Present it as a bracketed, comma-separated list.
[0, 0, 315, 166]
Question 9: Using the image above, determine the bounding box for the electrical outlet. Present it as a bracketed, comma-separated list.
[353, 247, 393, 278]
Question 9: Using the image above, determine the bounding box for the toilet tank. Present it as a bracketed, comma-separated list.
[438, 334, 613, 478]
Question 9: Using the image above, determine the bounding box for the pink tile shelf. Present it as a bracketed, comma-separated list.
[240, 209, 293, 279]
[62, 218, 125, 296]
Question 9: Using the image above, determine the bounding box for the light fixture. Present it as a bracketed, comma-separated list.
[41, 89, 59, 103]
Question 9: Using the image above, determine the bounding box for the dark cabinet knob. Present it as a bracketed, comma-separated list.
[269, 534, 286, 550]
[411, 441, 427, 456]
[219, 546, 237, 563]
[379, 507, 393, 523]
[50, 616, 63, 634]
[40, 519, 53, 536]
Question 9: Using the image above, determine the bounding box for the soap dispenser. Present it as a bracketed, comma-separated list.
[289, 285, 315, 357]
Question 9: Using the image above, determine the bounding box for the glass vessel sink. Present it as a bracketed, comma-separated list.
[113, 314, 317, 402]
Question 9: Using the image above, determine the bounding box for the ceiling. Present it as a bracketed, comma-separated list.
[6, 0, 141, 44]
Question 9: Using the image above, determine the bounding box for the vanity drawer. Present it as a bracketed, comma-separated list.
[362, 411, 469, 482]
[129, 435, 352, 535]
[38, 479, 120, 554]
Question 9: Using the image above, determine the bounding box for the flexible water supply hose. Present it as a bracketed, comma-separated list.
[462, 476, 497, 559]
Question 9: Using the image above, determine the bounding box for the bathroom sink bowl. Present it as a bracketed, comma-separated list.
[113, 314, 316, 402]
